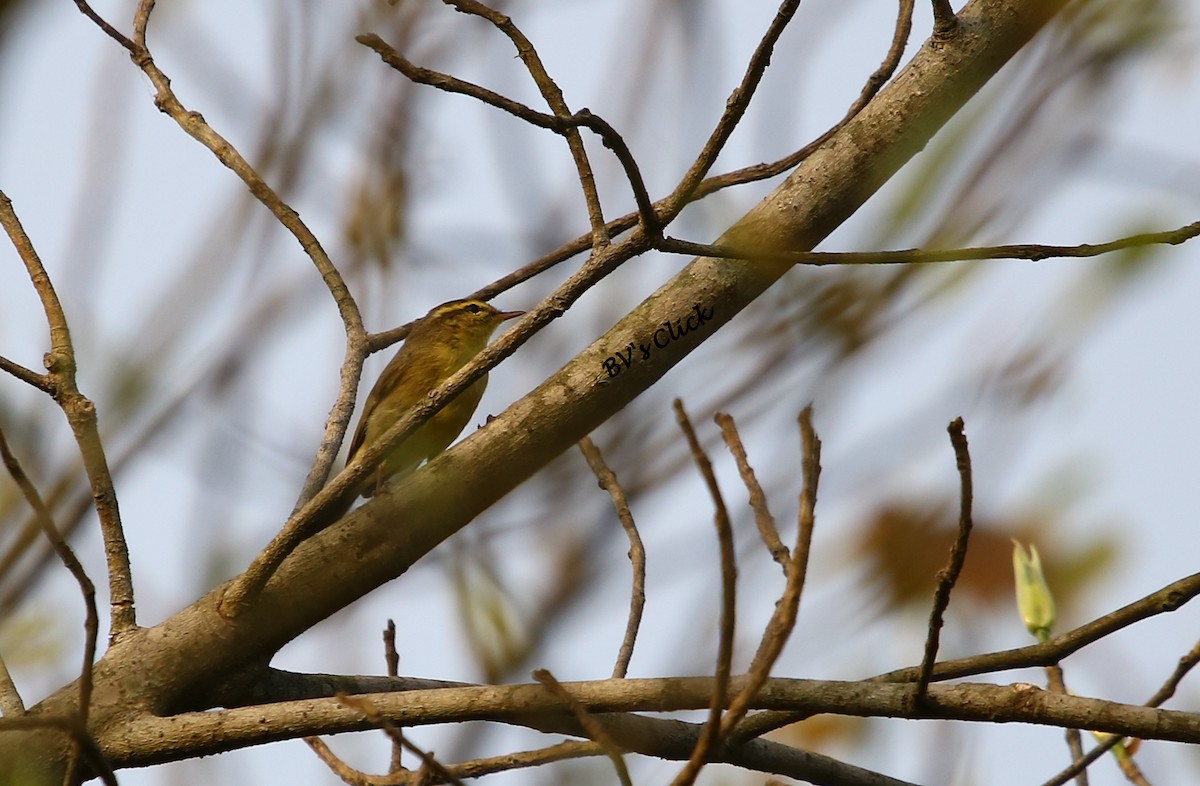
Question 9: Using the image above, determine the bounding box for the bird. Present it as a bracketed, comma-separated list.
[322, 298, 523, 523]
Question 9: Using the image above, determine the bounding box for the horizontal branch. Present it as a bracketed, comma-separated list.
[882, 570, 1200, 684]
[732, 570, 1200, 741]
[108, 676, 1200, 767]
[658, 217, 1200, 267]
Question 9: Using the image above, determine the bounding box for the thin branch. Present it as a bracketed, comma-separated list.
[661, 0, 804, 219]
[671, 400, 737, 786]
[383, 620, 402, 774]
[355, 35, 658, 238]
[131, 0, 153, 47]
[397, 0, 919, 317]
[356, 33, 555, 126]
[0, 189, 136, 640]
[720, 407, 821, 737]
[735, 569, 1200, 741]
[656, 218, 1200, 266]
[1042, 637, 1200, 786]
[687, 0, 916, 203]
[338, 693, 466, 786]
[570, 109, 659, 237]
[436, 740, 604, 782]
[577, 437, 646, 679]
[72, 0, 368, 517]
[715, 412, 789, 569]
[914, 418, 974, 700]
[1042, 665, 1088, 786]
[1147, 637, 1200, 708]
[0, 354, 54, 393]
[309, 737, 606, 786]
[71, 0, 137, 52]
[0, 426, 99, 729]
[444, 0, 609, 246]
[880, 0, 917, 95]
[305, 736, 376, 786]
[532, 669, 632, 786]
[408, 0, 917, 312]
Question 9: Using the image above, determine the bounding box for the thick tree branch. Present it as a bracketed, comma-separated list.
[104, 677, 1200, 766]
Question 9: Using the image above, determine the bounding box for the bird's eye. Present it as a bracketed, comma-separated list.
[465, 303, 482, 314]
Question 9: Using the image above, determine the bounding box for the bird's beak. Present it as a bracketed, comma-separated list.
[497, 310, 525, 322]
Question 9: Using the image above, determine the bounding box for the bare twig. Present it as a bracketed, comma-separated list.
[355, 35, 658, 238]
[0, 426, 99, 734]
[880, 0, 917, 92]
[1042, 637, 1200, 786]
[1042, 665, 1088, 786]
[436, 740, 604, 781]
[715, 412, 789, 569]
[661, 0, 804, 219]
[656, 218, 1200, 267]
[385, 0, 919, 316]
[0, 354, 54, 393]
[338, 693, 466, 786]
[383, 620, 402, 773]
[1147, 637, 1200, 708]
[444, 0, 609, 246]
[391, 0, 920, 317]
[305, 736, 375, 786]
[577, 437, 646, 679]
[383, 621, 401, 680]
[71, 0, 137, 51]
[915, 418, 974, 700]
[735, 570, 1200, 743]
[720, 407, 821, 737]
[0, 189, 135, 641]
[795, 407, 822, 554]
[309, 737, 609, 785]
[532, 669, 632, 786]
[569, 109, 659, 237]
[671, 400, 736, 786]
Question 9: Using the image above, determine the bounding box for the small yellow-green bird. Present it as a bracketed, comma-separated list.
[325, 298, 523, 521]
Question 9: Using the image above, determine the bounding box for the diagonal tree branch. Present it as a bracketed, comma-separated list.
[0, 190, 135, 642]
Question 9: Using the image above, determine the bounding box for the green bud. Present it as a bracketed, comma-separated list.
[1012, 540, 1056, 641]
